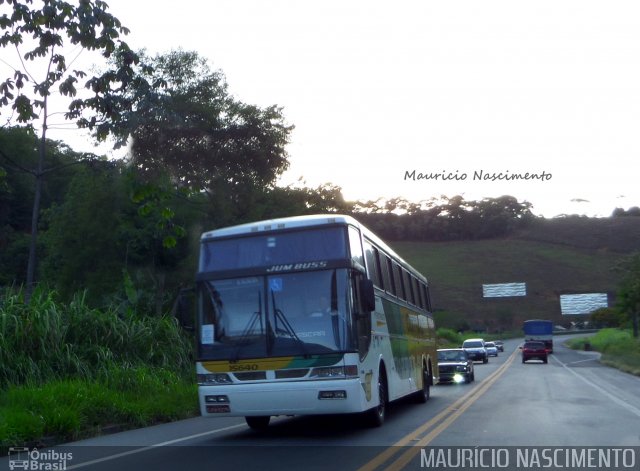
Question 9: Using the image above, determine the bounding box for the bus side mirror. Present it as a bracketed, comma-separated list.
[360, 278, 375, 313]
[173, 287, 195, 331]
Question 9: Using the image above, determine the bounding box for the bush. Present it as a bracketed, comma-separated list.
[437, 328, 463, 347]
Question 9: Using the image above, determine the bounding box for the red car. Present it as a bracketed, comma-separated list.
[521, 341, 548, 363]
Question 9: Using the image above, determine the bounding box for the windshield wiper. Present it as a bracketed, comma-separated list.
[329, 269, 342, 349]
[271, 289, 307, 356]
[231, 291, 265, 360]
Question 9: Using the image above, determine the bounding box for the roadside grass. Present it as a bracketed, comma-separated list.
[0, 287, 198, 449]
[566, 328, 640, 376]
[0, 369, 199, 449]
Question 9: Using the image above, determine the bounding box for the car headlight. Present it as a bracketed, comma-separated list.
[456, 365, 467, 372]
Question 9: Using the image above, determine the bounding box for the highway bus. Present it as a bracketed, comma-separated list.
[193, 214, 437, 429]
[523, 319, 553, 353]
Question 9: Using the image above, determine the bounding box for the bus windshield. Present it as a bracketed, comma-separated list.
[197, 269, 355, 360]
[199, 227, 347, 272]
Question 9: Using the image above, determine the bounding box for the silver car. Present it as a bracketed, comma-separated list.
[485, 341, 499, 357]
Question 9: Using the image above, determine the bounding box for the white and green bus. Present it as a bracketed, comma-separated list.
[194, 214, 437, 429]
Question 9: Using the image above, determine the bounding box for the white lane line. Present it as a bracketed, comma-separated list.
[67, 422, 246, 469]
[565, 358, 600, 365]
[551, 354, 640, 418]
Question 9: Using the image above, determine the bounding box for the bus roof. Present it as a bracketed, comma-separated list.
[200, 214, 427, 283]
[200, 214, 358, 240]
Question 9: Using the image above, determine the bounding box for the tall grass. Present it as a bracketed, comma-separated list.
[0, 286, 194, 387]
[0, 286, 198, 448]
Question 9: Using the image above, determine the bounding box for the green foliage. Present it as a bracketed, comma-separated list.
[41, 164, 127, 301]
[40, 165, 195, 311]
[614, 252, 640, 338]
[590, 307, 627, 329]
[436, 328, 463, 347]
[0, 286, 194, 387]
[130, 180, 188, 249]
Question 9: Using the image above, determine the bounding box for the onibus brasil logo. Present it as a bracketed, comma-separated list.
[7, 447, 72, 470]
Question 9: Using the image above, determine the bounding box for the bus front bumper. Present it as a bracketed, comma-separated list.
[199, 378, 367, 417]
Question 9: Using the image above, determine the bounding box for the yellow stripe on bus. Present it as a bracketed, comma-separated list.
[201, 357, 295, 373]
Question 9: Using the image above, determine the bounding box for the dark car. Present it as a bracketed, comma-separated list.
[492, 340, 504, 352]
[521, 341, 548, 363]
[437, 348, 475, 383]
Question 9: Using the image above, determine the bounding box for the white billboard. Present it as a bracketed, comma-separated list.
[560, 293, 608, 315]
[482, 282, 527, 298]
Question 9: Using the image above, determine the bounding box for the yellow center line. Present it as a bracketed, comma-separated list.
[358, 348, 519, 471]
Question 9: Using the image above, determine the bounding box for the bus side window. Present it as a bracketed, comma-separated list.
[348, 226, 365, 269]
[385, 256, 397, 297]
[363, 239, 382, 289]
[402, 269, 414, 305]
[422, 284, 432, 312]
[378, 251, 392, 293]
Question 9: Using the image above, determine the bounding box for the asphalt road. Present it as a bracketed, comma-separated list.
[2, 336, 639, 471]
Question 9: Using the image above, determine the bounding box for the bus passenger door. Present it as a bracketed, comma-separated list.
[352, 273, 373, 360]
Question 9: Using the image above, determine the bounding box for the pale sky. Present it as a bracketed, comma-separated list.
[48, 1, 640, 217]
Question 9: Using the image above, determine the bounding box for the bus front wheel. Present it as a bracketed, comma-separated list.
[364, 370, 387, 427]
[245, 416, 270, 430]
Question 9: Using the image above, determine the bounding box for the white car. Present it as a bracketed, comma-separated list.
[485, 341, 499, 357]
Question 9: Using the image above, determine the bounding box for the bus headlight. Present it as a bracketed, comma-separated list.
[310, 365, 358, 379]
[197, 373, 232, 384]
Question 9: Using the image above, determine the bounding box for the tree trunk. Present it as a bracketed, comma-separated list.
[25, 104, 47, 302]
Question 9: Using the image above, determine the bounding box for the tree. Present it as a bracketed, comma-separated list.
[0, 0, 142, 298]
[107, 49, 293, 227]
[0, 125, 83, 285]
[589, 307, 626, 329]
[615, 252, 640, 338]
[41, 160, 127, 301]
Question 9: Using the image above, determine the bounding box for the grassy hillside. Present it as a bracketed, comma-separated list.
[392, 217, 640, 333]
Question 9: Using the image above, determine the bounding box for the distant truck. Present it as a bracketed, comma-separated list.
[523, 319, 553, 353]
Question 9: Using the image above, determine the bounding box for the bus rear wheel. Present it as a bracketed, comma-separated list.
[245, 416, 270, 430]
